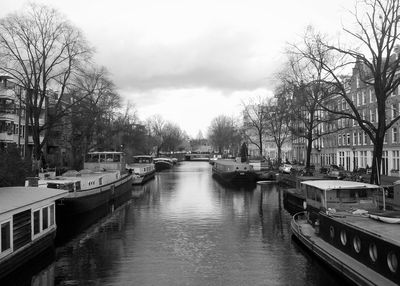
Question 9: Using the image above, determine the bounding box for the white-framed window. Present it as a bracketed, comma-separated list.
[384, 133, 388, 144]
[353, 132, 357, 145]
[369, 89, 373, 103]
[364, 132, 368, 145]
[0, 219, 12, 256]
[393, 127, 398, 143]
[357, 92, 361, 106]
[370, 109, 375, 123]
[32, 204, 55, 239]
[393, 150, 400, 170]
[342, 134, 346, 145]
[393, 104, 398, 119]
[359, 132, 362, 145]
[362, 91, 366, 104]
[347, 133, 350, 145]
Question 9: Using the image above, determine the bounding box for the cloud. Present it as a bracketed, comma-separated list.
[104, 27, 277, 92]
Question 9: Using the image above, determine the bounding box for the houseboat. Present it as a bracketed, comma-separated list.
[291, 180, 399, 285]
[212, 159, 257, 185]
[0, 186, 67, 279]
[27, 151, 133, 218]
[126, 155, 156, 185]
[153, 157, 174, 171]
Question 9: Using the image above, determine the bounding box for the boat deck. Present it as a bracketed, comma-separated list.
[295, 219, 396, 286]
[331, 211, 400, 246]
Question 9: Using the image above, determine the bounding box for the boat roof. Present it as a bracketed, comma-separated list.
[0, 187, 68, 215]
[301, 180, 380, 190]
[214, 160, 249, 166]
[87, 151, 124, 154]
[133, 155, 152, 158]
[328, 212, 400, 246]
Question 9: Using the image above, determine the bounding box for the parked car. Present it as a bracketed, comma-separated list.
[279, 164, 292, 174]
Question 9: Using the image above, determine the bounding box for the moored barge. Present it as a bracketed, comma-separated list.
[28, 151, 133, 218]
[212, 159, 257, 185]
[126, 155, 156, 185]
[291, 180, 399, 285]
[0, 186, 67, 279]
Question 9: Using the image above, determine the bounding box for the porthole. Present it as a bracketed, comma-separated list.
[236, 167, 239, 170]
[353, 236, 361, 253]
[387, 252, 398, 273]
[340, 230, 347, 246]
[329, 226, 335, 239]
[369, 243, 378, 262]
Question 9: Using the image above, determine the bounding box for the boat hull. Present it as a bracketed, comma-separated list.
[56, 173, 133, 218]
[132, 170, 156, 185]
[154, 161, 173, 171]
[212, 168, 256, 185]
[0, 230, 55, 280]
[291, 212, 399, 286]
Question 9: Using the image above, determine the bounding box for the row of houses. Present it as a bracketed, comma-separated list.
[246, 60, 400, 177]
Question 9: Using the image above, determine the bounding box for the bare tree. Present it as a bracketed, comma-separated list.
[208, 115, 241, 155]
[295, 0, 400, 184]
[281, 54, 342, 172]
[0, 3, 92, 159]
[264, 90, 291, 165]
[241, 96, 269, 158]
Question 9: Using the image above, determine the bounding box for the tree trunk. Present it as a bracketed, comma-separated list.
[259, 133, 263, 158]
[370, 135, 383, 185]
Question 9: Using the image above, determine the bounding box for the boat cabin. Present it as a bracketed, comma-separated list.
[0, 187, 67, 278]
[132, 156, 153, 164]
[301, 180, 383, 220]
[84, 151, 126, 173]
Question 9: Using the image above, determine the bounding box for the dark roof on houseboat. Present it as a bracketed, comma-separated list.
[0, 187, 67, 215]
[302, 180, 380, 190]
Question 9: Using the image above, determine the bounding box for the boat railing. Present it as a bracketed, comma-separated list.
[292, 211, 307, 233]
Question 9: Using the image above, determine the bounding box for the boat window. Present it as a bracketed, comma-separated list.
[353, 236, 361, 253]
[306, 186, 321, 202]
[75, 181, 81, 191]
[329, 226, 335, 239]
[340, 230, 347, 246]
[106, 153, 114, 162]
[49, 205, 55, 226]
[99, 154, 106, 162]
[114, 154, 121, 162]
[387, 251, 398, 273]
[369, 243, 378, 262]
[42, 207, 49, 230]
[99, 178, 103, 186]
[1, 221, 11, 252]
[33, 210, 40, 235]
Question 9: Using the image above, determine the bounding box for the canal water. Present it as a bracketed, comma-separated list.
[4, 161, 353, 286]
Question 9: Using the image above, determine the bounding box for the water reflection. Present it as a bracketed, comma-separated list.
[2, 162, 354, 285]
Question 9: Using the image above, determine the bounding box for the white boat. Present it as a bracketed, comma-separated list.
[27, 151, 134, 218]
[291, 180, 399, 286]
[126, 155, 156, 185]
[0, 187, 67, 279]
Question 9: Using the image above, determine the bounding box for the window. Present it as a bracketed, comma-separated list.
[362, 91, 366, 104]
[42, 207, 48, 230]
[370, 109, 375, 123]
[369, 89, 373, 103]
[393, 127, 398, 143]
[338, 134, 341, 146]
[33, 210, 40, 235]
[384, 133, 388, 144]
[393, 104, 398, 119]
[1, 221, 11, 253]
[347, 133, 350, 145]
[364, 132, 368, 145]
[32, 204, 55, 237]
[357, 93, 361, 106]
[353, 133, 357, 145]
[359, 132, 362, 145]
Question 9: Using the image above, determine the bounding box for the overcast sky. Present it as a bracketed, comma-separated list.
[1, 0, 353, 137]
